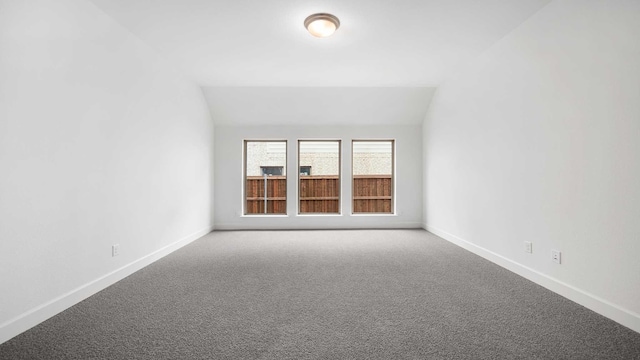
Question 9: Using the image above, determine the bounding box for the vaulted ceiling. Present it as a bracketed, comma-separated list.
[87, 0, 551, 124]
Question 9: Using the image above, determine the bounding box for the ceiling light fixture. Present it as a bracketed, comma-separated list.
[304, 13, 340, 38]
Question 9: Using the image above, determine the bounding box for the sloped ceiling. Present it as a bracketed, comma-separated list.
[88, 0, 551, 125]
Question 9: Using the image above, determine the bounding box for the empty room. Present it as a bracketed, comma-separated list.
[1, 0, 639, 358]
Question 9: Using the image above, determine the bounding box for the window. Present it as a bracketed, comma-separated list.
[244, 140, 287, 215]
[298, 140, 340, 214]
[299, 166, 311, 176]
[352, 140, 394, 214]
[261, 166, 283, 176]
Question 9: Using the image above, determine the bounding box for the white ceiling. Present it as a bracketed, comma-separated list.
[86, 0, 550, 125]
[87, 0, 550, 87]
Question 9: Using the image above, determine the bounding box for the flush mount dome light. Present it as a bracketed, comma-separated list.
[304, 13, 340, 38]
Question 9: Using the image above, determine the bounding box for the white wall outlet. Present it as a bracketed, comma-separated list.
[551, 249, 561, 264]
[112, 244, 120, 257]
[524, 241, 532, 253]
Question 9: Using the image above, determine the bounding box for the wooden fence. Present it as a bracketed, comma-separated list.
[245, 175, 392, 214]
[299, 176, 339, 213]
[353, 175, 393, 213]
[245, 176, 287, 214]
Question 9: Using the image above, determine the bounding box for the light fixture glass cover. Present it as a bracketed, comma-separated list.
[304, 13, 340, 38]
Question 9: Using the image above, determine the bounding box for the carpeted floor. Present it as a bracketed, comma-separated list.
[1, 229, 639, 359]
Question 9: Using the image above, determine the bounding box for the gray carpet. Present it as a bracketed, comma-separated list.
[1, 230, 639, 359]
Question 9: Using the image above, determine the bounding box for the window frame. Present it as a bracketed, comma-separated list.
[297, 139, 342, 215]
[351, 139, 395, 215]
[243, 139, 288, 216]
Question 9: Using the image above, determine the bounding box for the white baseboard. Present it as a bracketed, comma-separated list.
[0, 225, 214, 345]
[424, 224, 640, 334]
[214, 222, 424, 231]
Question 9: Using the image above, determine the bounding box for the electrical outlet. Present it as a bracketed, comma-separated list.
[551, 249, 561, 264]
[112, 244, 120, 257]
[524, 241, 532, 254]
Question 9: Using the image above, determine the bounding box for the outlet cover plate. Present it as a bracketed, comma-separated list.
[551, 249, 561, 264]
[112, 244, 120, 257]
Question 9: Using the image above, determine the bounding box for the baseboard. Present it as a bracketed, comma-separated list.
[0, 225, 214, 345]
[425, 224, 640, 334]
[214, 222, 424, 230]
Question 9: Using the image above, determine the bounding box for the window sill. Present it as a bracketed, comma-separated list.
[296, 213, 343, 217]
[350, 213, 397, 216]
[241, 214, 290, 218]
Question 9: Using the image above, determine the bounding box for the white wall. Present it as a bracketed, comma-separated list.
[203, 87, 435, 126]
[215, 125, 422, 229]
[0, 0, 214, 343]
[423, 0, 640, 332]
